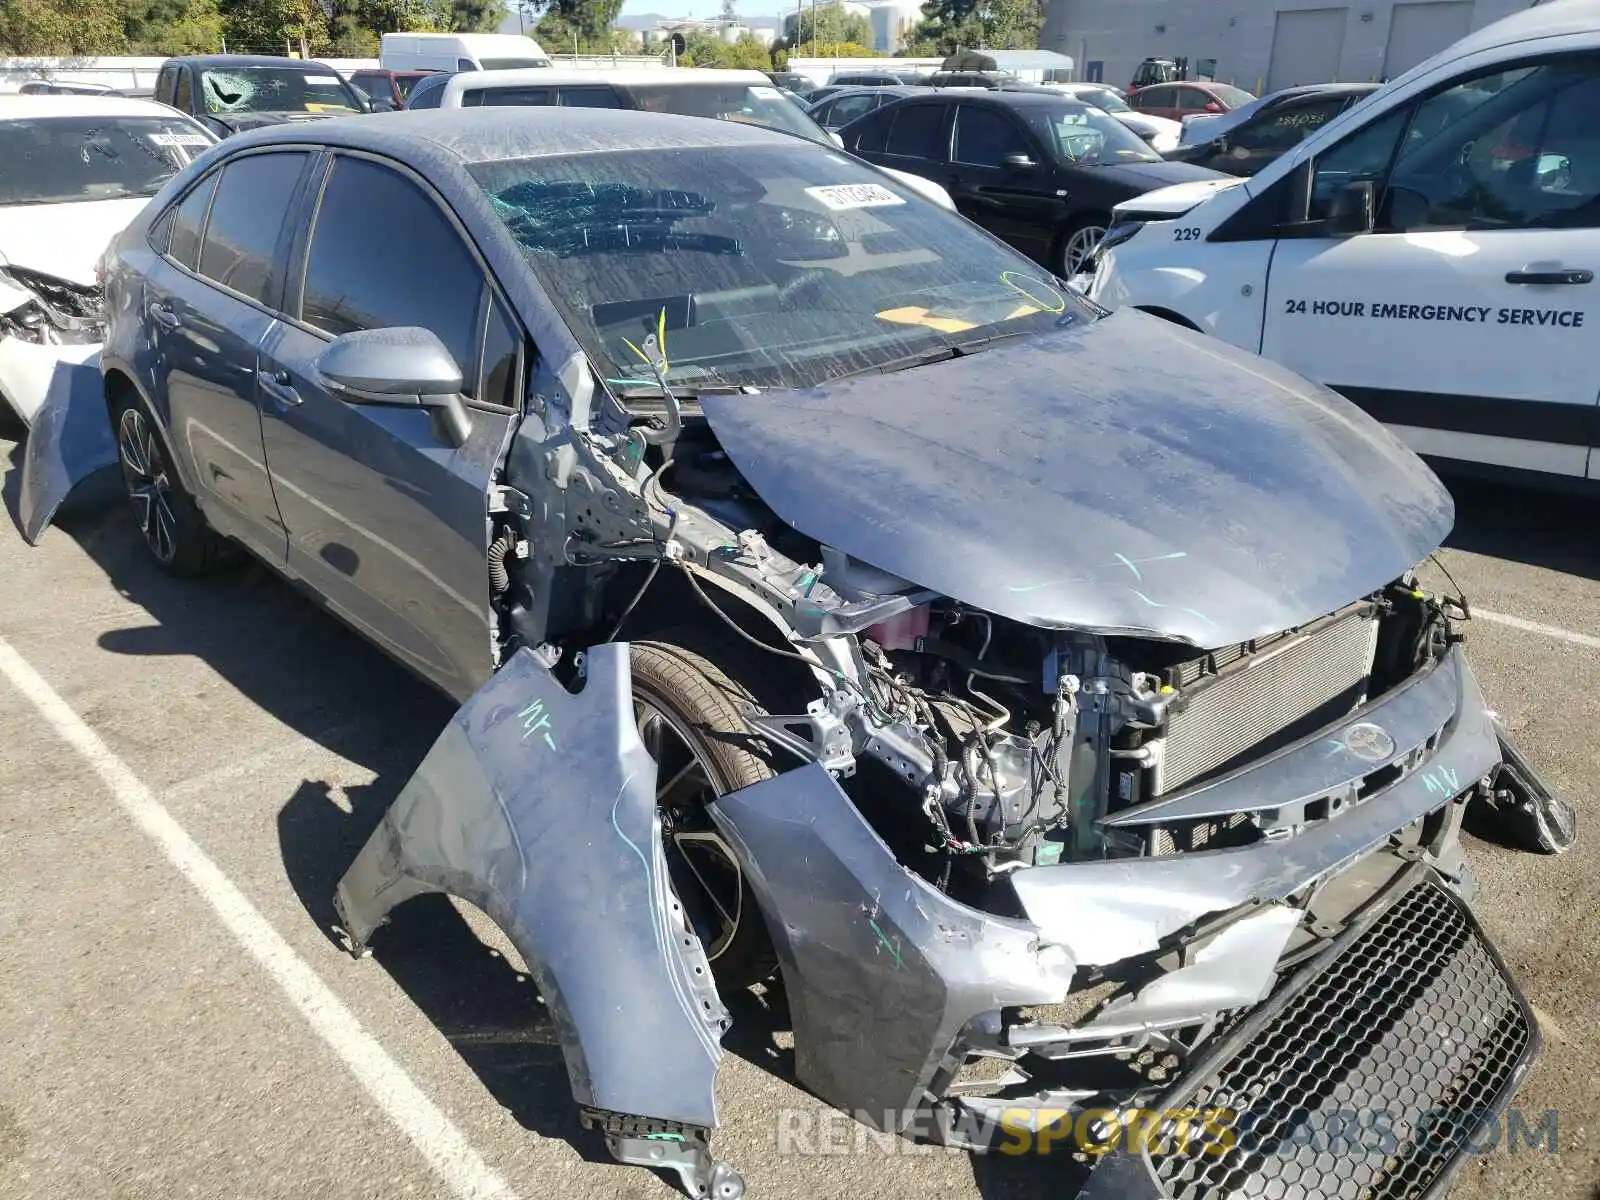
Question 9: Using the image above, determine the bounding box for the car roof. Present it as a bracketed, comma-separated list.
[0, 94, 191, 120]
[912, 90, 1090, 112]
[1436, 0, 1600, 60]
[450, 66, 770, 90]
[164, 54, 341, 69]
[223, 104, 811, 164]
[1268, 82, 1379, 99]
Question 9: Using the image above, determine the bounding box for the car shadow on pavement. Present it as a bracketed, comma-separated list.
[49, 496, 805, 1169]
[1444, 476, 1600, 582]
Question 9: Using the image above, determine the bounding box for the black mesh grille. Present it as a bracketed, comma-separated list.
[1150, 880, 1533, 1200]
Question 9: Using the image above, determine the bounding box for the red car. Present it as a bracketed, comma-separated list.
[1127, 80, 1255, 122]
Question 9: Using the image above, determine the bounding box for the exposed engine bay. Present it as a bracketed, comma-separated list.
[0, 265, 105, 346]
[335, 329, 1572, 1200]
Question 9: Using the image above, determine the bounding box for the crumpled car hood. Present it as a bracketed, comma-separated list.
[700, 309, 1453, 648]
[0, 197, 151, 287]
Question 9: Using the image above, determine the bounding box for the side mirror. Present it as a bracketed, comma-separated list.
[1002, 151, 1037, 171]
[316, 326, 472, 447]
[828, 130, 845, 147]
[1327, 180, 1376, 236]
[368, 95, 397, 112]
[1205, 101, 1222, 113]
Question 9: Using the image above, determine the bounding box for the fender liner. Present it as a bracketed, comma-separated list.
[334, 642, 729, 1128]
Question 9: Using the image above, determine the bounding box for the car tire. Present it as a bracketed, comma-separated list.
[629, 635, 784, 991]
[1056, 214, 1109, 279]
[112, 391, 231, 577]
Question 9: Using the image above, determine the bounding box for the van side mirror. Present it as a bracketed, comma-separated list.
[1327, 180, 1376, 236]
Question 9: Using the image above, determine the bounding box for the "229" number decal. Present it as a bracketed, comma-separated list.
[1173, 227, 1203, 241]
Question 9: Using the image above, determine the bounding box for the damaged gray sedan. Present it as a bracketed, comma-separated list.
[24, 108, 1576, 1200]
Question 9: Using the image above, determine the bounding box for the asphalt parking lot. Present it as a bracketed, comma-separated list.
[0, 419, 1596, 1200]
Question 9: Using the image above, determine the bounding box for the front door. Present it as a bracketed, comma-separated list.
[150, 150, 309, 560]
[945, 102, 1059, 262]
[258, 153, 521, 700]
[1261, 55, 1600, 482]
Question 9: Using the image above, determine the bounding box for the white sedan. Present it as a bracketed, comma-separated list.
[0, 95, 216, 425]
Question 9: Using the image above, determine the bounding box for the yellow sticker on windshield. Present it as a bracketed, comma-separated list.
[875, 306, 979, 333]
[303, 102, 348, 113]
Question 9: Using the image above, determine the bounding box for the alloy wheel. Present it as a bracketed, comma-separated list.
[117, 406, 178, 564]
[1063, 224, 1107, 277]
[635, 694, 746, 961]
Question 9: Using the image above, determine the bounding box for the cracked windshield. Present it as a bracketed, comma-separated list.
[0, 117, 212, 205]
[199, 65, 358, 114]
[470, 143, 1097, 392]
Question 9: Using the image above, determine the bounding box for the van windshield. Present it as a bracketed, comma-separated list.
[627, 82, 831, 144]
[470, 144, 1098, 391]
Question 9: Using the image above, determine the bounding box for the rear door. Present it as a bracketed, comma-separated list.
[856, 99, 950, 186]
[946, 102, 1058, 259]
[258, 152, 522, 700]
[147, 149, 311, 560]
[1261, 55, 1600, 483]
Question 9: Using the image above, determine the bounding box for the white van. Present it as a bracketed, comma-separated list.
[1089, 0, 1600, 488]
[379, 32, 551, 74]
[435, 67, 959, 211]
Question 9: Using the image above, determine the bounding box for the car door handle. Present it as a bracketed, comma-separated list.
[149, 303, 180, 329]
[257, 368, 301, 407]
[1505, 268, 1593, 285]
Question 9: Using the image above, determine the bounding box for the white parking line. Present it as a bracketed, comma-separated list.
[1474, 608, 1600, 651]
[0, 635, 520, 1200]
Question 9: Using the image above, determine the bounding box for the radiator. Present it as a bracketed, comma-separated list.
[1153, 607, 1380, 796]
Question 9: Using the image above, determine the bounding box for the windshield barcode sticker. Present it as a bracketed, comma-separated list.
[148, 132, 213, 147]
[305, 74, 340, 83]
[751, 85, 783, 98]
[806, 183, 905, 211]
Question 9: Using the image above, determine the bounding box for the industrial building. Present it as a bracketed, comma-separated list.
[1041, 0, 1543, 94]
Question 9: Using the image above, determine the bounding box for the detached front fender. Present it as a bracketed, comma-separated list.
[334, 642, 728, 1128]
[14, 348, 116, 543]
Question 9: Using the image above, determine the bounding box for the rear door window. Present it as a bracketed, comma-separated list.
[197, 152, 306, 306]
[847, 105, 894, 153]
[467, 86, 555, 107]
[559, 87, 624, 108]
[167, 172, 219, 270]
[885, 103, 946, 161]
[300, 155, 489, 392]
[952, 105, 1032, 167]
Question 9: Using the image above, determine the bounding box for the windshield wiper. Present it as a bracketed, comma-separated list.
[610, 383, 755, 399]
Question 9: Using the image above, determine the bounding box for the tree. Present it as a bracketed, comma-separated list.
[909, 0, 1040, 55]
[782, 3, 871, 56]
[679, 31, 773, 71]
[517, 0, 621, 44]
[124, 0, 223, 54]
[531, 8, 632, 55]
[219, 0, 328, 54]
[0, 0, 127, 54]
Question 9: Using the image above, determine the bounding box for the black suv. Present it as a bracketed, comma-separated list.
[839, 90, 1224, 279]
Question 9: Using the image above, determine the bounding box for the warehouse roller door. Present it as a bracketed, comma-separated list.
[1266, 7, 1350, 91]
[1383, 1, 1474, 80]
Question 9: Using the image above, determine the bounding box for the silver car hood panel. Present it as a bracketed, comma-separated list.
[700, 310, 1454, 647]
